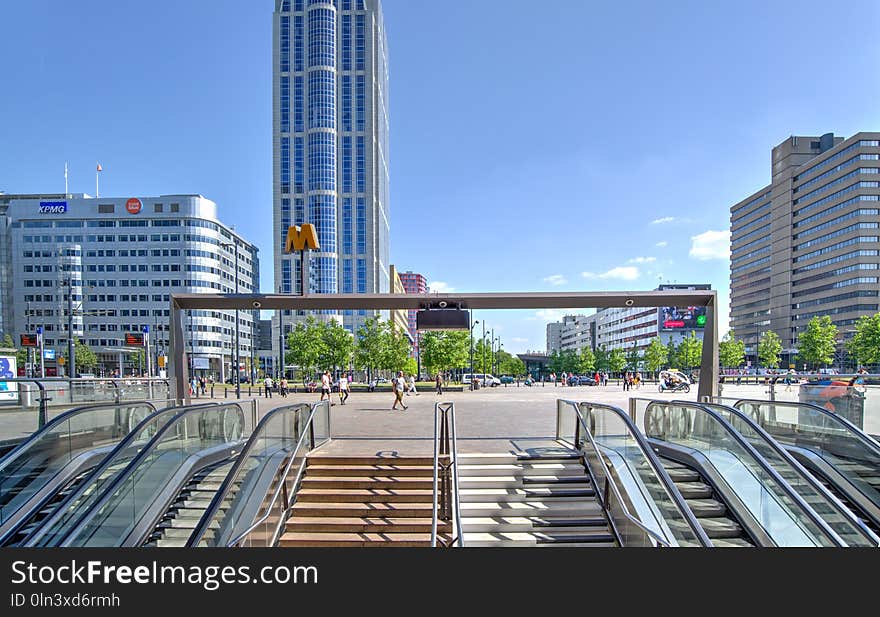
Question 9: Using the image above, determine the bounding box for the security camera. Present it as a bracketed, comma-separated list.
[625, 299, 634, 306]
[252, 301, 262, 308]
[438, 301, 448, 308]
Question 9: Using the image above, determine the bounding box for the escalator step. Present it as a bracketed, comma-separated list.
[684, 498, 727, 518]
[711, 537, 754, 548]
[673, 482, 713, 500]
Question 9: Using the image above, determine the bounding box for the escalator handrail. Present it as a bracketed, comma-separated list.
[696, 400, 880, 546]
[733, 398, 880, 455]
[646, 400, 847, 547]
[58, 401, 245, 547]
[19, 401, 219, 547]
[186, 401, 313, 547]
[560, 399, 711, 547]
[0, 400, 158, 467]
[223, 400, 330, 547]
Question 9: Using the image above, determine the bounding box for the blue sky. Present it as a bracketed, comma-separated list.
[1, 1, 879, 354]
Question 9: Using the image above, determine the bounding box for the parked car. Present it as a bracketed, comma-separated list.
[500, 376, 515, 384]
[461, 373, 501, 387]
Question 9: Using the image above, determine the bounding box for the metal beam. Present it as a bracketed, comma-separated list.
[697, 294, 719, 400]
[169, 290, 716, 311]
[169, 296, 189, 404]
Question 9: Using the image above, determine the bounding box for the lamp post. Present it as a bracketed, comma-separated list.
[469, 318, 479, 390]
[220, 241, 241, 399]
[278, 285, 285, 381]
[494, 336, 501, 375]
[481, 321, 486, 381]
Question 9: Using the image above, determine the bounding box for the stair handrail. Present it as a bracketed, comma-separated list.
[224, 400, 331, 547]
[697, 400, 880, 546]
[187, 402, 312, 546]
[558, 399, 712, 547]
[645, 400, 847, 547]
[431, 402, 463, 547]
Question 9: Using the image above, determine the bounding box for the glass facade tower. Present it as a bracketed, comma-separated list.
[273, 0, 390, 347]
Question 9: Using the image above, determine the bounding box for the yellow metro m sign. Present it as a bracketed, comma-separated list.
[284, 224, 320, 253]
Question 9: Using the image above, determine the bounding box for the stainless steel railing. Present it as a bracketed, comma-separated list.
[431, 402, 463, 547]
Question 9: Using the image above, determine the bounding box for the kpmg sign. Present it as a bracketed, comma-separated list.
[38, 201, 68, 214]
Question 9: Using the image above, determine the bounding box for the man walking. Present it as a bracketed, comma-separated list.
[320, 370, 331, 402]
[338, 372, 349, 405]
[264, 375, 273, 398]
[435, 372, 444, 396]
[391, 371, 408, 411]
[407, 374, 419, 396]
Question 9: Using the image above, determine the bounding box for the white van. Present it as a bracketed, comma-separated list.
[461, 373, 501, 387]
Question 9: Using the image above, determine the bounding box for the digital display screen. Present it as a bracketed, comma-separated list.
[659, 306, 707, 330]
[20, 334, 38, 347]
[125, 332, 145, 346]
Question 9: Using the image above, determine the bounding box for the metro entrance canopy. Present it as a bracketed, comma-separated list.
[168, 290, 719, 402]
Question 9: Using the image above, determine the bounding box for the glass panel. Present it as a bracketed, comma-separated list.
[640, 402, 836, 546]
[64, 403, 246, 546]
[704, 402, 877, 547]
[0, 403, 155, 527]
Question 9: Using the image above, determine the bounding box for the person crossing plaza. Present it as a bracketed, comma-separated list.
[338, 373, 350, 405]
[391, 371, 408, 410]
[435, 372, 444, 396]
[264, 376, 273, 398]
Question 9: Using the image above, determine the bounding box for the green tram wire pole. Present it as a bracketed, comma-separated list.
[168, 291, 719, 405]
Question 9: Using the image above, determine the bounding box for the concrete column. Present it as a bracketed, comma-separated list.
[169, 298, 189, 404]
[697, 292, 719, 401]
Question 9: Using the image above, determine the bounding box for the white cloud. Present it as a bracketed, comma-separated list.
[628, 256, 656, 264]
[689, 230, 730, 261]
[428, 281, 455, 293]
[534, 309, 566, 323]
[582, 266, 640, 281]
[656, 241, 668, 248]
[543, 274, 567, 286]
[511, 337, 529, 344]
[651, 217, 676, 225]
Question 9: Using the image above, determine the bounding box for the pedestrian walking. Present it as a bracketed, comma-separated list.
[435, 372, 444, 396]
[338, 373, 349, 405]
[264, 376, 273, 398]
[320, 370, 331, 402]
[280, 377, 288, 397]
[635, 372, 642, 389]
[391, 371, 408, 410]
[407, 374, 419, 396]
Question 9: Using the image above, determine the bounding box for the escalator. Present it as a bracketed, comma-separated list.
[186, 400, 331, 548]
[0, 401, 160, 546]
[732, 399, 880, 536]
[22, 401, 243, 547]
[637, 401, 847, 547]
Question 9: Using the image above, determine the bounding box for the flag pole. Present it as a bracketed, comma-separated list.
[64, 162, 69, 197]
[96, 163, 99, 198]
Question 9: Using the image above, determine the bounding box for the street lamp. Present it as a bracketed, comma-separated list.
[278, 285, 285, 381]
[220, 241, 240, 399]
[481, 321, 486, 381]
[469, 318, 479, 390]
[494, 336, 501, 375]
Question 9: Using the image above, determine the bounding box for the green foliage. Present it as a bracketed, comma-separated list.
[848, 313, 880, 367]
[321, 320, 355, 371]
[678, 332, 702, 369]
[353, 316, 386, 376]
[579, 347, 596, 373]
[594, 345, 610, 371]
[719, 330, 746, 368]
[421, 330, 469, 375]
[1, 334, 14, 349]
[472, 338, 496, 374]
[797, 316, 838, 369]
[403, 356, 418, 377]
[625, 345, 641, 370]
[286, 316, 328, 382]
[75, 338, 97, 372]
[382, 323, 412, 373]
[665, 337, 678, 369]
[503, 356, 527, 377]
[758, 331, 782, 369]
[608, 348, 627, 373]
[644, 337, 668, 373]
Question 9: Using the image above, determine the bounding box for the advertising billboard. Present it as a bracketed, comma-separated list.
[0, 356, 18, 402]
[659, 306, 707, 330]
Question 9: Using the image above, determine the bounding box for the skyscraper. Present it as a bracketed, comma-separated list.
[729, 133, 880, 368]
[398, 270, 426, 343]
[272, 0, 390, 347]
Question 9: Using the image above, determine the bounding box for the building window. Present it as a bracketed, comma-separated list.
[98, 204, 115, 213]
[154, 203, 163, 213]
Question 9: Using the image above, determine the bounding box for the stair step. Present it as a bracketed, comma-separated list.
[296, 489, 434, 503]
[278, 532, 435, 547]
[516, 454, 582, 462]
[711, 537, 754, 548]
[307, 456, 443, 467]
[663, 467, 701, 483]
[459, 488, 595, 501]
[290, 502, 435, 518]
[459, 501, 603, 517]
[459, 476, 590, 489]
[683, 498, 728, 518]
[305, 465, 435, 477]
[460, 517, 607, 533]
[462, 529, 612, 545]
[301, 477, 435, 489]
[286, 517, 450, 533]
[458, 464, 586, 477]
[672, 482, 713, 500]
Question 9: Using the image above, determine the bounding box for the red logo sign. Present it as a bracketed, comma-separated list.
[125, 198, 142, 214]
[664, 320, 686, 329]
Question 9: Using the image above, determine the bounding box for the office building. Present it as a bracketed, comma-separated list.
[398, 270, 427, 347]
[272, 0, 391, 355]
[593, 284, 710, 353]
[729, 133, 880, 367]
[0, 192, 258, 379]
[546, 315, 592, 355]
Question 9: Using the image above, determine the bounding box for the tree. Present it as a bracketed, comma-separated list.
[403, 356, 418, 377]
[849, 313, 880, 367]
[382, 323, 412, 373]
[579, 347, 596, 374]
[678, 332, 702, 370]
[625, 344, 641, 371]
[130, 348, 146, 375]
[421, 331, 468, 376]
[594, 345, 610, 372]
[608, 348, 627, 373]
[719, 331, 745, 369]
[501, 357, 526, 377]
[74, 339, 97, 373]
[286, 316, 327, 383]
[666, 337, 678, 369]
[472, 338, 495, 374]
[320, 320, 354, 373]
[354, 316, 386, 379]
[797, 315, 838, 369]
[644, 337, 668, 374]
[758, 331, 782, 369]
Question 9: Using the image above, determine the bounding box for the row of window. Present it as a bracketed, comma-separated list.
[794, 181, 879, 217]
[731, 225, 769, 245]
[792, 249, 879, 274]
[731, 211, 771, 235]
[793, 167, 879, 204]
[795, 140, 880, 182]
[96, 202, 181, 214]
[792, 289, 879, 310]
[793, 262, 879, 287]
[731, 244, 772, 266]
[731, 255, 771, 275]
[793, 222, 879, 252]
[792, 303, 879, 321]
[731, 236, 770, 256]
[792, 236, 878, 263]
[792, 276, 879, 299]
[794, 154, 879, 193]
[793, 208, 880, 240]
[793, 195, 880, 229]
[731, 191, 771, 217]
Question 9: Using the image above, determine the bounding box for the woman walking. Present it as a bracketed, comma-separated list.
[391, 371, 408, 411]
[435, 372, 444, 396]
